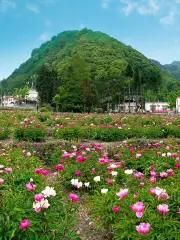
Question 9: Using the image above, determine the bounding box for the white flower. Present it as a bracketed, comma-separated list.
[84, 182, 90, 187]
[30, 178, 33, 182]
[111, 171, 118, 176]
[42, 186, 56, 197]
[162, 153, 166, 157]
[86, 148, 91, 152]
[71, 179, 83, 188]
[124, 169, 133, 175]
[109, 164, 117, 169]
[167, 152, 172, 157]
[101, 188, 108, 194]
[33, 199, 50, 212]
[93, 176, 101, 182]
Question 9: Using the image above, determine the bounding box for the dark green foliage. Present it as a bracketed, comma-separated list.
[36, 64, 59, 106]
[14, 127, 46, 141]
[0, 128, 9, 140]
[1, 29, 179, 111]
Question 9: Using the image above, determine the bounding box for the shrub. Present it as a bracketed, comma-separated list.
[14, 127, 46, 141]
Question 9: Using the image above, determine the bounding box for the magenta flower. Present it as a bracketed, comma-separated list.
[5, 168, 12, 173]
[157, 204, 169, 214]
[112, 206, 120, 212]
[106, 178, 113, 185]
[20, 219, 30, 229]
[75, 170, 81, 176]
[76, 155, 86, 162]
[34, 193, 45, 201]
[69, 193, 79, 201]
[136, 223, 150, 234]
[26, 182, 36, 191]
[55, 164, 64, 170]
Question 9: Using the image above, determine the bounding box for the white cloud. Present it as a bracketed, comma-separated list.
[39, 32, 50, 41]
[0, 0, 16, 12]
[26, 3, 39, 14]
[160, 11, 175, 25]
[120, 0, 159, 16]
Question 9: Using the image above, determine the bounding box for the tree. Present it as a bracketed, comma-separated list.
[36, 64, 59, 106]
[13, 86, 29, 104]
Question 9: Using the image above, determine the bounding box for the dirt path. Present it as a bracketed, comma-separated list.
[76, 201, 113, 240]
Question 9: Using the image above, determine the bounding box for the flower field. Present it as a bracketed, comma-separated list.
[0, 110, 180, 239]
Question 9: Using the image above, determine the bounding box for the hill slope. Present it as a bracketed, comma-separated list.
[1, 29, 179, 109]
[150, 59, 180, 79]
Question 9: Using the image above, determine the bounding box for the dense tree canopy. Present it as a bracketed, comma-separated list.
[0, 29, 179, 111]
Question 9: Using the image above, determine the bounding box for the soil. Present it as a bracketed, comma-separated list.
[76, 200, 113, 240]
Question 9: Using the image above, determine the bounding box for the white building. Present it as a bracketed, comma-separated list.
[176, 97, 180, 113]
[145, 102, 170, 113]
[25, 89, 38, 102]
[2, 96, 16, 106]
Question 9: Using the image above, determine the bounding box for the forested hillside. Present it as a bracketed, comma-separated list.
[151, 59, 180, 80]
[1, 29, 179, 111]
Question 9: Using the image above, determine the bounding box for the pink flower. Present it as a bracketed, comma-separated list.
[55, 164, 64, 170]
[150, 171, 157, 177]
[112, 206, 120, 212]
[5, 168, 12, 173]
[139, 182, 144, 187]
[149, 188, 156, 194]
[34, 193, 45, 201]
[69, 193, 79, 201]
[160, 172, 168, 178]
[20, 219, 30, 229]
[75, 170, 81, 176]
[130, 202, 145, 218]
[166, 169, 174, 176]
[157, 204, 169, 214]
[92, 168, 96, 173]
[148, 176, 157, 182]
[0, 178, 4, 184]
[136, 223, 150, 235]
[116, 189, 128, 199]
[134, 172, 144, 179]
[27, 152, 31, 157]
[178, 208, 180, 214]
[62, 153, 71, 158]
[26, 182, 36, 191]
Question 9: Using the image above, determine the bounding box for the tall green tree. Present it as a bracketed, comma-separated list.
[36, 64, 59, 106]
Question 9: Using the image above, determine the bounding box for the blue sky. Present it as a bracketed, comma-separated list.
[1, 0, 180, 79]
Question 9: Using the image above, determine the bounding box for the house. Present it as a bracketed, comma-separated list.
[2, 96, 16, 106]
[25, 89, 38, 104]
[145, 102, 170, 113]
[176, 97, 180, 113]
[114, 95, 142, 113]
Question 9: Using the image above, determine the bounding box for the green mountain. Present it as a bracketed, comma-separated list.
[150, 59, 180, 79]
[1, 29, 179, 110]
